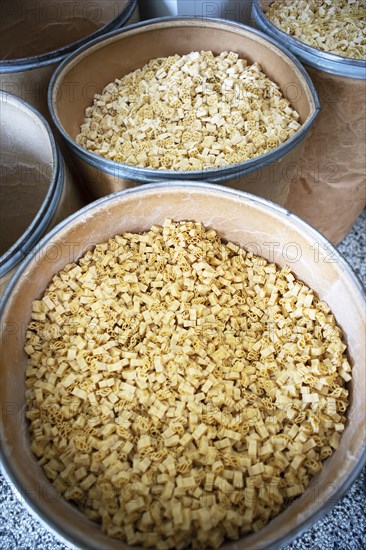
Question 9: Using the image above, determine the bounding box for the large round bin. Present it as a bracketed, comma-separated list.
[49, 17, 319, 204]
[252, 0, 366, 244]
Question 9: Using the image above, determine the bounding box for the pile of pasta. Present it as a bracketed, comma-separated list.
[266, 0, 366, 60]
[76, 51, 302, 170]
[25, 220, 351, 549]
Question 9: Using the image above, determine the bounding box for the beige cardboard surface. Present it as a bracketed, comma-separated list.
[0, 95, 52, 254]
[286, 68, 366, 244]
[0, 94, 84, 297]
[0, 1, 132, 58]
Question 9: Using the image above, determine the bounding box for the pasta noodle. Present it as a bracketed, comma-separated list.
[25, 220, 350, 549]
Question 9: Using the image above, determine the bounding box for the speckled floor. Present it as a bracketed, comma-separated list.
[1, 210, 365, 550]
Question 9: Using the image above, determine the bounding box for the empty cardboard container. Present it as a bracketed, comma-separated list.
[0, 91, 84, 296]
[49, 17, 320, 204]
[252, 0, 366, 244]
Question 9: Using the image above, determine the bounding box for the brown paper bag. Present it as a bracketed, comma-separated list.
[286, 68, 366, 244]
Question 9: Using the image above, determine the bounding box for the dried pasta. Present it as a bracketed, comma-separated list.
[76, 51, 301, 170]
[25, 220, 350, 549]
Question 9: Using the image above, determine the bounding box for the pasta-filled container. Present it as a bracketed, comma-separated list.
[0, 183, 365, 549]
[0, 91, 84, 296]
[49, 17, 320, 205]
[252, 0, 366, 243]
[0, 0, 139, 122]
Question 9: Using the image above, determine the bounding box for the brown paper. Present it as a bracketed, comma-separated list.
[51, 18, 318, 204]
[286, 68, 366, 244]
[0, 185, 365, 549]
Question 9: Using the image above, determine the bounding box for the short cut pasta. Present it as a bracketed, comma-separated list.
[76, 51, 302, 170]
[25, 220, 350, 549]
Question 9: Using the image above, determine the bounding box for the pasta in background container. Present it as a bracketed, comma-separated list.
[252, 0, 366, 244]
[49, 17, 320, 204]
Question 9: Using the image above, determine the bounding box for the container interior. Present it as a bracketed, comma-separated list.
[52, 20, 315, 143]
[0, 186, 364, 549]
[0, 96, 53, 256]
[0, 0, 131, 60]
